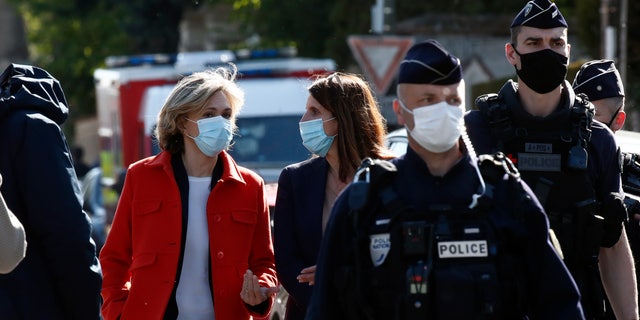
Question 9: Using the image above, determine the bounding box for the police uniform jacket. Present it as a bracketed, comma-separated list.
[100, 150, 277, 320]
[0, 64, 102, 319]
[306, 147, 584, 320]
[274, 156, 328, 320]
[465, 79, 625, 246]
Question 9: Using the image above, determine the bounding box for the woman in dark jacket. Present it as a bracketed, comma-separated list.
[274, 73, 394, 320]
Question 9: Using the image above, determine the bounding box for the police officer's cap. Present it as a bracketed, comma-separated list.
[511, 0, 568, 29]
[398, 40, 462, 85]
[573, 59, 624, 101]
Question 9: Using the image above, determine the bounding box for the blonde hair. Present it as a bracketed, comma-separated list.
[155, 65, 244, 154]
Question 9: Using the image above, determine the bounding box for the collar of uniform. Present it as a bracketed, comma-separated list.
[402, 145, 473, 179]
[500, 79, 573, 130]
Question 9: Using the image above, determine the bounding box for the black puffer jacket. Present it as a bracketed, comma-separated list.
[0, 64, 102, 319]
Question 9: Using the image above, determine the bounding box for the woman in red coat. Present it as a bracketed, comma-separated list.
[100, 66, 279, 320]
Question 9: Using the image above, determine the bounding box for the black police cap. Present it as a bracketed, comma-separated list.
[573, 59, 624, 101]
[397, 40, 462, 85]
[511, 0, 568, 29]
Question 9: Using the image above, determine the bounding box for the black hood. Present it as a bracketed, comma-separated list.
[0, 63, 68, 125]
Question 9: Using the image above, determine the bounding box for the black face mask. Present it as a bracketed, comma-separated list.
[513, 47, 568, 94]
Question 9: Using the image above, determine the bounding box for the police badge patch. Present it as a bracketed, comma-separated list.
[370, 233, 390, 267]
[524, 3, 532, 17]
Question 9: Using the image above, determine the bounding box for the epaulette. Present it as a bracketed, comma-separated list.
[566, 93, 594, 170]
[571, 93, 594, 143]
[475, 93, 514, 143]
[348, 157, 397, 211]
[477, 152, 520, 200]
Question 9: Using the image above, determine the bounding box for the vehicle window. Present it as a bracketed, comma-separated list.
[385, 128, 409, 157]
[229, 115, 310, 165]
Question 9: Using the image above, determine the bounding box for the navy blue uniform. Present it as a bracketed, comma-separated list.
[465, 81, 623, 216]
[306, 147, 584, 319]
[465, 79, 626, 319]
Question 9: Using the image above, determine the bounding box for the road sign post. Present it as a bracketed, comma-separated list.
[348, 35, 414, 96]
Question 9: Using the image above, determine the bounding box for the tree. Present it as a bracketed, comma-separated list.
[11, 0, 639, 131]
[623, 0, 640, 118]
[229, 0, 334, 57]
[7, 0, 187, 139]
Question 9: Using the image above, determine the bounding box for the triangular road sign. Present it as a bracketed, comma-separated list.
[348, 35, 414, 96]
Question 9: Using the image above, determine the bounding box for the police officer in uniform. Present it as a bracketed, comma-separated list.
[465, 1, 638, 318]
[573, 59, 640, 316]
[306, 40, 584, 320]
[573, 60, 627, 132]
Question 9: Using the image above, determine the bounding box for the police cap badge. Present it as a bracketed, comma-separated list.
[573, 59, 625, 101]
[511, 0, 568, 29]
[398, 39, 462, 85]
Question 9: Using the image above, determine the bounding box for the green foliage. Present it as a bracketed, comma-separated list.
[231, 0, 335, 59]
[7, 0, 185, 138]
[327, 0, 371, 69]
[575, 0, 601, 58]
[8, 1, 129, 136]
[624, 0, 640, 109]
[9, 0, 640, 134]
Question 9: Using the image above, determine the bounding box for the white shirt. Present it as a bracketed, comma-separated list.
[176, 176, 215, 320]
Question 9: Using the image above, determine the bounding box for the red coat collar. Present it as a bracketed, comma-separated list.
[146, 150, 247, 185]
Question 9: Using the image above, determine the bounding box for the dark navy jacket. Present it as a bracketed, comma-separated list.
[465, 80, 625, 246]
[0, 64, 102, 319]
[274, 157, 328, 320]
[306, 147, 584, 319]
[464, 80, 626, 319]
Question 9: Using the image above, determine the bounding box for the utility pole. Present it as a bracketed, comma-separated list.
[619, 0, 628, 85]
[600, 0, 612, 59]
[371, 0, 395, 34]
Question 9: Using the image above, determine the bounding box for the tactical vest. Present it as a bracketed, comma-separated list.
[344, 154, 526, 320]
[477, 93, 605, 317]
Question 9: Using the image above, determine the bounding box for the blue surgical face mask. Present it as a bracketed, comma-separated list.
[185, 116, 233, 157]
[299, 117, 336, 157]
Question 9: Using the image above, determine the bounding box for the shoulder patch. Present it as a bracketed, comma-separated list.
[370, 233, 391, 266]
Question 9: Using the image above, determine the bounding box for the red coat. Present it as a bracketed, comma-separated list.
[100, 151, 277, 320]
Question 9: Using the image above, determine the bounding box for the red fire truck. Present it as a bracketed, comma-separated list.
[94, 48, 336, 196]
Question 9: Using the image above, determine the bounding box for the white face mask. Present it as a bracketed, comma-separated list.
[185, 116, 233, 157]
[399, 100, 464, 153]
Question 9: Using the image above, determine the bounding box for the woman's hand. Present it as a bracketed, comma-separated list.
[240, 269, 279, 306]
[297, 265, 316, 286]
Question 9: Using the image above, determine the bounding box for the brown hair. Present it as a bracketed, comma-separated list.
[308, 72, 393, 182]
[155, 65, 244, 154]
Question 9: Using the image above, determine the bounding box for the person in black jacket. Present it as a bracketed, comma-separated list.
[464, 1, 637, 318]
[307, 40, 584, 320]
[573, 59, 640, 319]
[0, 64, 102, 319]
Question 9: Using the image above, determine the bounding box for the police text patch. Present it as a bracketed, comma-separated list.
[517, 153, 561, 172]
[438, 240, 488, 258]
